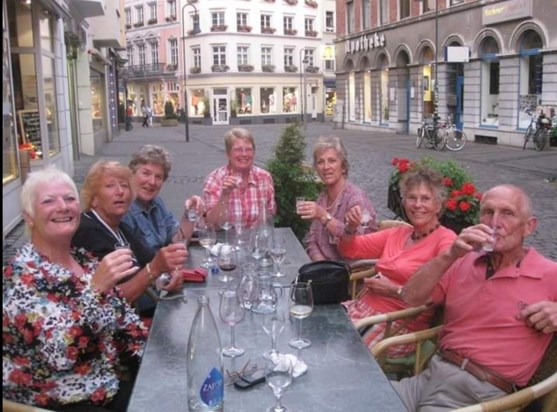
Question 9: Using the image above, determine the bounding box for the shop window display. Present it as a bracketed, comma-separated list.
[234, 88, 253, 114]
[282, 87, 298, 113]
[260, 87, 276, 114]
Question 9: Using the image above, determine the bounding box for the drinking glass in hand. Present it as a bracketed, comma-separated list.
[270, 237, 287, 278]
[265, 357, 293, 412]
[198, 224, 217, 268]
[288, 282, 314, 350]
[262, 311, 286, 360]
[361, 209, 371, 229]
[219, 289, 245, 358]
[217, 243, 237, 286]
[114, 241, 139, 268]
[295, 197, 305, 214]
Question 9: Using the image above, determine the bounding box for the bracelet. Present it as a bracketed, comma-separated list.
[146, 263, 155, 284]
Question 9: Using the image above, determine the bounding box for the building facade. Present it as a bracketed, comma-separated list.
[334, 0, 557, 147]
[2, 0, 126, 239]
[123, 0, 337, 125]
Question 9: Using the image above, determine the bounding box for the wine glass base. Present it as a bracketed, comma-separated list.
[288, 338, 311, 349]
[262, 349, 280, 361]
[222, 346, 245, 358]
[218, 274, 234, 283]
[272, 271, 286, 278]
[267, 405, 287, 412]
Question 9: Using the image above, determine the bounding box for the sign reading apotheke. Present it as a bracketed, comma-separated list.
[346, 32, 386, 54]
[483, 0, 532, 25]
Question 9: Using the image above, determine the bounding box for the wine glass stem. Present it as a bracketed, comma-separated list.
[205, 247, 210, 263]
[230, 325, 236, 348]
[271, 336, 277, 352]
[275, 394, 283, 410]
[298, 319, 303, 341]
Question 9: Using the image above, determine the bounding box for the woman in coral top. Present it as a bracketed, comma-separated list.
[339, 166, 457, 357]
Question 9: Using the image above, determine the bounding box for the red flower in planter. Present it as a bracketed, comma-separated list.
[442, 177, 453, 187]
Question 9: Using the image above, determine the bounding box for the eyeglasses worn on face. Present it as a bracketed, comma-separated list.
[231, 147, 254, 155]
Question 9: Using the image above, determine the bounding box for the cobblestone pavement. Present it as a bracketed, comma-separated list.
[3, 121, 556, 263]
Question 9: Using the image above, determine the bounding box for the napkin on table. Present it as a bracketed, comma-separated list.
[272, 353, 308, 378]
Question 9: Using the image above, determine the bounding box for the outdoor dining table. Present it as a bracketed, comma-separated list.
[128, 227, 406, 411]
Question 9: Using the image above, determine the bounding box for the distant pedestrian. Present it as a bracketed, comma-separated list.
[141, 101, 149, 128]
[147, 105, 153, 127]
[126, 104, 133, 131]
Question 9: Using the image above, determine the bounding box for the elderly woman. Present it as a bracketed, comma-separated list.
[3, 167, 147, 410]
[297, 136, 378, 261]
[338, 166, 457, 356]
[203, 127, 276, 230]
[123, 145, 203, 257]
[72, 161, 187, 311]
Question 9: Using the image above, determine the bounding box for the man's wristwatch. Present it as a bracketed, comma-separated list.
[322, 212, 333, 225]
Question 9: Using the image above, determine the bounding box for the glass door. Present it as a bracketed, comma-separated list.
[212, 95, 228, 124]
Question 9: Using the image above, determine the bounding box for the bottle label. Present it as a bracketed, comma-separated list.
[200, 367, 224, 407]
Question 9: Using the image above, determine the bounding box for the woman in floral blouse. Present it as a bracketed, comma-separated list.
[3, 166, 148, 410]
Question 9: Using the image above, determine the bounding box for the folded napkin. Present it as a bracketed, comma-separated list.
[210, 243, 223, 257]
[271, 353, 307, 378]
[181, 267, 207, 283]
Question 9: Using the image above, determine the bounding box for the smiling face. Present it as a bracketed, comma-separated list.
[91, 173, 133, 226]
[227, 137, 255, 173]
[132, 162, 165, 203]
[26, 179, 81, 243]
[315, 148, 345, 187]
[402, 182, 442, 230]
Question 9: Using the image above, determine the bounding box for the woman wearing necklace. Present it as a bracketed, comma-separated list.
[298, 136, 378, 261]
[72, 161, 187, 316]
[338, 166, 457, 357]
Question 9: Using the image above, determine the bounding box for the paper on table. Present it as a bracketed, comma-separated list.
[272, 353, 307, 378]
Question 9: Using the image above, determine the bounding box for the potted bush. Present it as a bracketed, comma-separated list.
[267, 123, 323, 241]
[389, 156, 482, 233]
[161, 101, 178, 126]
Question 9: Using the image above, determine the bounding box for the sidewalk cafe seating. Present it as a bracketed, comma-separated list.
[372, 328, 557, 412]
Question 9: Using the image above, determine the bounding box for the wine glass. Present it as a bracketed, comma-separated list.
[219, 289, 245, 358]
[270, 237, 287, 278]
[219, 208, 234, 243]
[265, 357, 293, 412]
[288, 282, 314, 349]
[198, 224, 217, 268]
[251, 231, 269, 267]
[262, 311, 286, 360]
[217, 243, 237, 286]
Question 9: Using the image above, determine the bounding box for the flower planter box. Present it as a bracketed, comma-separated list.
[305, 66, 319, 73]
[190, 67, 201, 74]
[262, 64, 276, 72]
[284, 65, 298, 72]
[238, 25, 252, 33]
[161, 118, 178, 127]
[210, 25, 227, 32]
[284, 29, 297, 35]
[211, 65, 230, 72]
[261, 27, 276, 34]
[305, 30, 318, 37]
[238, 65, 254, 72]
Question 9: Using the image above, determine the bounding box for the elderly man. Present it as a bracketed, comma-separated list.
[395, 184, 557, 411]
[203, 127, 276, 230]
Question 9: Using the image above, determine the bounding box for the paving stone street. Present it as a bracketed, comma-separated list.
[3, 121, 556, 262]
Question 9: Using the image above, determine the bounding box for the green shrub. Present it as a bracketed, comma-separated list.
[267, 123, 323, 242]
[164, 101, 176, 119]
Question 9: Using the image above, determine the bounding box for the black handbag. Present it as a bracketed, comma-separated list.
[297, 260, 351, 304]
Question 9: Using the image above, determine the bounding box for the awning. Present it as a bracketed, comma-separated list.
[88, 47, 111, 66]
[74, 0, 105, 18]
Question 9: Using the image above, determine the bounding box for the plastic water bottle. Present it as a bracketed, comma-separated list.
[187, 295, 224, 411]
[211, 264, 219, 276]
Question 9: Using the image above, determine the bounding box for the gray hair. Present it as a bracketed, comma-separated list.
[128, 144, 172, 181]
[312, 136, 350, 176]
[21, 166, 78, 226]
[400, 165, 446, 201]
[224, 127, 255, 154]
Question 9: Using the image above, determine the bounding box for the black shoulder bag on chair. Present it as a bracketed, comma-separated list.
[297, 260, 351, 304]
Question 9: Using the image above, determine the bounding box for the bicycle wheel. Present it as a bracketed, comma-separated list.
[433, 128, 446, 151]
[416, 127, 425, 148]
[534, 128, 547, 151]
[445, 129, 467, 151]
[522, 125, 534, 150]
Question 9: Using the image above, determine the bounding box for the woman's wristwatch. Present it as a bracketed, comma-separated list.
[321, 212, 333, 225]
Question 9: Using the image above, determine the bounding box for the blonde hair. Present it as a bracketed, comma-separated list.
[81, 161, 133, 211]
[312, 136, 350, 176]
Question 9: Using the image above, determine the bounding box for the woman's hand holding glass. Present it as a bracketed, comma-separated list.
[344, 205, 364, 233]
[219, 289, 246, 358]
[265, 357, 293, 412]
[92, 249, 140, 293]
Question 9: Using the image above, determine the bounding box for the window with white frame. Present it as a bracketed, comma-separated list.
[284, 16, 294, 32]
[212, 11, 225, 26]
[192, 46, 201, 68]
[284, 47, 294, 67]
[138, 43, 146, 66]
[150, 41, 159, 65]
[148, 2, 157, 20]
[479, 36, 500, 127]
[237, 12, 248, 28]
[261, 14, 271, 30]
[167, 0, 176, 18]
[346, 2, 354, 33]
[169, 38, 178, 65]
[400, 0, 410, 19]
[237, 46, 249, 65]
[379, 0, 388, 24]
[127, 45, 134, 66]
[304, 18, 315, 32]
[261, 46, 272, 66]
[326, 11, 334, 32]
[125, 8, 132, 25]
[323, 44, 335, 71]
[136, 6, 144, 24]
[212, 45, 227, 65]
[303, 49, 315, 67]
[362, 0, 371, 29]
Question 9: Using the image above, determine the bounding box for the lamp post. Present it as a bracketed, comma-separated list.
[299, 48, 306, 125]
[433, 0, 439, 131]
[181, 2, 200, 142]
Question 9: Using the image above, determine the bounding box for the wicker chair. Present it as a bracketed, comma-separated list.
[348, 219, 412, 299]
[372, 329, 557, 412]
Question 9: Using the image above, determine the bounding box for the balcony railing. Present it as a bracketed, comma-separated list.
[122, 63, 175, 79]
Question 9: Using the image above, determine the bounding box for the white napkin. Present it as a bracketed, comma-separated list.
[272, 353, 307, 378]
[210, 243, 223, 256]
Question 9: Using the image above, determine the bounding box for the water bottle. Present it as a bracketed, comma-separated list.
[186, 295, 224, 411]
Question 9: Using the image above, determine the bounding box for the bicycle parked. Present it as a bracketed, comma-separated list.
[417, 116, 446, 151]
[440, 114, 467, 151]
[522, 110, 551, 151]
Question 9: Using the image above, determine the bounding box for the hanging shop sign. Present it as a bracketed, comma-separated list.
[346, 33, 386, 54]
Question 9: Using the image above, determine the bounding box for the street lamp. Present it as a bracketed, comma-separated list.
[181, 2, 200, 142]
[299, 48, 308, 126]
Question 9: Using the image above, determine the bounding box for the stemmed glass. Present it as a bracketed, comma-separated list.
[288, 282, 314, 349]
[251, 231, 269, 267]
[265, 357, 293, 412]
[219, 289, 245, 358]
[262, 311, 286, 360]
[217, 243, 237, 286]
[198, 224, 216, 268]
[270, 237, 287, 278]
[219, 208, 234, 243]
